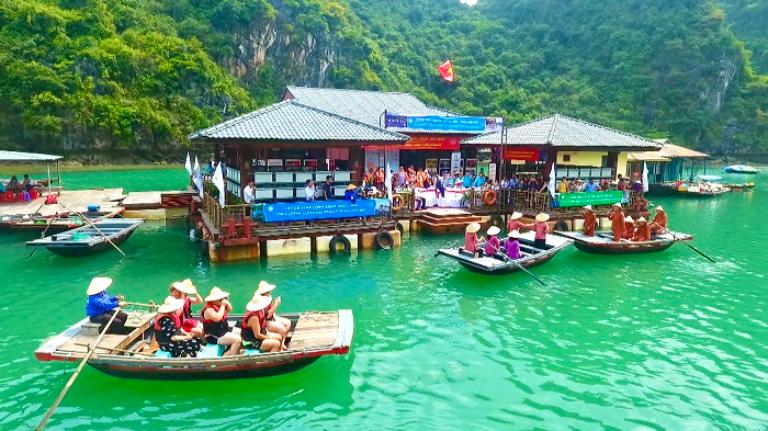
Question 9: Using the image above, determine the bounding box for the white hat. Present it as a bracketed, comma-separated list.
[246, 294, 272, 312]
[510, 212, 523, 220]
[87, 277, 113, 295]
[535, 213, 550, 223]
[507, 230, 520, 238]
[637, 217, 647, 223]
[171, 279, 196, 295]
[255, 280, 276, 296]
[624, 216, 634, 223]
[583, 205, 593, 211]
[655, 206, 665, 212]
[613, 203, 622, 208]
[158, 296, 185, 314]
[204, 286, 230, 302]
[487, 226, 501, 236]
[466, 222, 481, 233]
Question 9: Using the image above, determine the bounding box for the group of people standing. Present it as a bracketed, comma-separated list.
[84, 278, 292, 358]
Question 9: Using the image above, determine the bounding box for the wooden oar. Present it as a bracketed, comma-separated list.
[36, 308, 122, 431]
[73, 342, 154, 357]
[123, 301, 158, 309]
[59, 204, 126, 258]
[669, 231, 716, 263]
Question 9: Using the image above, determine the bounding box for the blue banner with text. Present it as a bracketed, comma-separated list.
[254, 200, 379, 222]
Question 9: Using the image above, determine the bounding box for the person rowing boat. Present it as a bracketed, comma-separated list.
[608, 203, 624, 241]
[582, 205, 597, 237]
[85, 277, 128, 335]
[650, 206, 668, 237]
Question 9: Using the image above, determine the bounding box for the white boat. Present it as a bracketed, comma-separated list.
[724, 165, 759, 174]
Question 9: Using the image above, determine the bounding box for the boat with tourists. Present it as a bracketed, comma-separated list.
[554, 230, 693, 254]
[437, 231, 573, 275]
[724, 164, 759, 174]
[26, 218, 143, 257]
[34, 308, 354, 379]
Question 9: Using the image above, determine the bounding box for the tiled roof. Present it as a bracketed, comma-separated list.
[0, 150, 62, 161]
[653, 140, 709, 158]
[463, 114, 662, 150]
[189, 100, 409, 143]
[285, 86, 456, 129]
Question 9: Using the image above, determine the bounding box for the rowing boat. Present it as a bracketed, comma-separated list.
[0, 209, 123, 233]
[437, 231, 573, 275]
[34, 309, 354, 380]
[554, 230, 693, 254]
[26, 218, 143, 257]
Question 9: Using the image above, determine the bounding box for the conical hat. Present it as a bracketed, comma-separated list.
[487, 226, 501, 236]
[204, 286, 229, 302]
[87, 277, 113, 295]
[347, 184, 357, 190]
[583, 205, 593, 211]
[158, 296, 185, 314]
[613, 203, 622, 207]
[510, 212, 523, 220]
[637, 217, 647, 223]
[624, 216, 634, 223]
[507, 230, 520, 238]
[535, 213, 550, 223]
[246, 294, 272, 312]
[466, 222, 481, 233]
[255, 280, 276, 295]
[171, 280, 196, 295]
[654, 206, 664, 212]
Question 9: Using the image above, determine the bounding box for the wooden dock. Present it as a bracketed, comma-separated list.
[0, 189, 124, 217]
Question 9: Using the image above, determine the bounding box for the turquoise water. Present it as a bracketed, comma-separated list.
[0, 170, 766, 430]
[1, 167, 188, 192]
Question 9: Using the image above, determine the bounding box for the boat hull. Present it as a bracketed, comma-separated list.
[572, 239, 675, 254]
[45, 228, 137, 257]
[555, 231, 692, 255]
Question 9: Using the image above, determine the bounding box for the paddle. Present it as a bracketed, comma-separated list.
[668, 230, 716, 263]
[73, 343, 154, 357]
[59, 203, 127, 258]
[36, 308, 122, 431]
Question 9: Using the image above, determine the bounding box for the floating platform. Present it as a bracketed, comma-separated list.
[417, 208, 485, 234]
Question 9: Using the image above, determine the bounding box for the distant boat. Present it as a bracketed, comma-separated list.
[696, 174, 722, 181]
[26, 218, 143, 257]
[724, 164, 759, 174]
[554, 230, 694, 254]
[437, 232, 573, 275]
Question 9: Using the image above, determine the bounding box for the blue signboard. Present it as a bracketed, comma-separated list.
[406, 115, 487, 133]
[384, 113, 408, 128]
[254, 200, 379, 223]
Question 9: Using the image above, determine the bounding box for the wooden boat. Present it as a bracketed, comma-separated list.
[34, 309, 354, 380]
[554, 230, 693, 254]
[437, 231, 573, 275]
[724, 164, 759, 174]
[0, 208, 124, 233]
[26, 218, 143, 256]
[725, 182, 755, 191]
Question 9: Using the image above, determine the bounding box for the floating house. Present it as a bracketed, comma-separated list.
[628, 139, 710, 187]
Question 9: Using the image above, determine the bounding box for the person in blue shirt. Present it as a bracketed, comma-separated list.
[85, 277, 129, 334]
[473, 173, 487, 188]
[584, 179, 599, 192]
[344, 184, 358, 203]
[462, 173, 473, 188]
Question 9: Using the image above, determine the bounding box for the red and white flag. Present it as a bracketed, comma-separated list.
[437, 60, 454, 82]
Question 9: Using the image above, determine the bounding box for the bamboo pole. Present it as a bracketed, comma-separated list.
[59, 204, 126, 258]
[36, 309, 122, 431]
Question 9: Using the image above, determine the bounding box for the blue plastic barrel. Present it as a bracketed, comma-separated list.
[87, 204, 100, 212]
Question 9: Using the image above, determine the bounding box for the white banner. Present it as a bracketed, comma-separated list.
[212, 162, 226, 206]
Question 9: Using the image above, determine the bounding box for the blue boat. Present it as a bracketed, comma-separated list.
[26, 218, 143, 257]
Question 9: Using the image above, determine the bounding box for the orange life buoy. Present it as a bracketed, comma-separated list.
[482, 190, 497, 206]
[391, 194, 405, 212]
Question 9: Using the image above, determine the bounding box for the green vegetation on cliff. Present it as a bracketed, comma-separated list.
[0, 0, 766, 158]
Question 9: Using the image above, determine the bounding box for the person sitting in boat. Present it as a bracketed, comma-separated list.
[622, 216, 635, 240]
[582, 205, 597, 237]
[649, 206, 668, 237]
[85, 277, 129, 335]
[484, 226, 501, 256]
[169, 279, 204, 339]
[240, 294, 283, 353]
[632, 217, 651, 242]
[502, 230, 522, 260]
[464, 222, 482, 256]
[201, 287, 242, 356]
[507, 212, 532, 233]
[533, 213, 550, 249]
[155, 296, 202, 358]
[7, 175, 20, 192]
[256, 281, 290, 340]
[608, 203, 625, 241]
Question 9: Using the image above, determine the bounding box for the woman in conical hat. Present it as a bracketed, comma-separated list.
[503, 230, 522, 260]
[533, 213, 550, 249]
[255, 281, 291, 339]
[507, 211, 533, 233]
[650, 206, 668, 236]
[582, 205, 597, 237]
[464, 222, 481, 256]
[241, 294, 282, 353]
[85, 277, 129, 335]
[201, 287, 242, 356]
[623, 216, 635, 240]
[608, 203, 625, 241]
[155, 296, 202, 358]
[169, 279, 204, 338]
[484, 226, 501, 256]
[632, 217, 650, 242]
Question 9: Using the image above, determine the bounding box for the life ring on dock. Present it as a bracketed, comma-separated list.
[482, 190, 497, 206]
[554, 219, 569, 231]
[328, 235, 351, 254]
[489, 215, 504, 228]
[391, 194, 405, 212]
[375, 231, 394, 250]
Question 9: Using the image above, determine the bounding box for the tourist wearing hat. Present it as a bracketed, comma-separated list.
[344, 184, 358, 203]
[240, 294, 283, 353]
[483, 226, 502, 256]
[256, 281, 290, 339]
[533, 213, 550, 249]
[608, 203, 625, 241]
[85, 277, 129, 335]
[506, 212, 533, 233]
[632, 217, 651, 242]
[649, 206, 668, 237]
[623, 216, 635, 240]
[154, 296, 202, 358]
[502, 230, 522, 260]
[464, 222, 482, 256]
[169, 279, 204, 338]
[201, 287, 242, 355]
[582, 205, 597, 237]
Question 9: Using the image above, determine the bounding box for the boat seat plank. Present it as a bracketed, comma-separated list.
[289, 313, 339, 350]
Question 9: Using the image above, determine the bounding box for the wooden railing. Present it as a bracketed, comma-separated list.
[201, 192, 251, 230]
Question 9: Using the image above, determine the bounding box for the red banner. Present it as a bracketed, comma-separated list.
[503, 147, 540, 161]
[403, 135, 461, 150]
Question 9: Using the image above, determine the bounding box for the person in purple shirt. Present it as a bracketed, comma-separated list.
[85, 277, 129, 334]
[503, 230, 522, 260]
[484, 226, 501, 256]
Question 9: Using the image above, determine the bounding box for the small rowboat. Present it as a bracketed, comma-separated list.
[437, 231, 573, 275]
[26, 218, 143, 257]
[35, 309, 354, 380]
[554, 230, 693, 254]
[724, 164, 759, 174]
[0, 209, 123, 233]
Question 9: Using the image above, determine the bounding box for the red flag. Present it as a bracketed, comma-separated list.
[437, 60, 454, 82]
